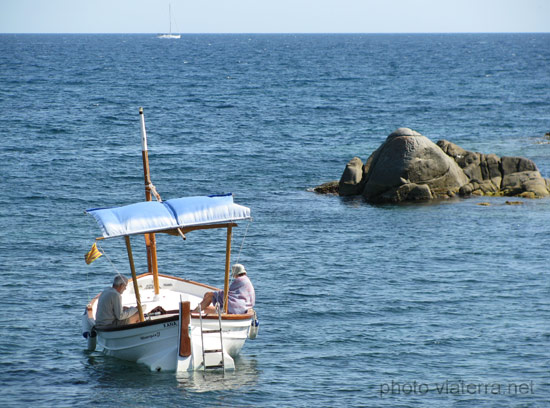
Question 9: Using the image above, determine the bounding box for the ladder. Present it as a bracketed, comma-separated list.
[198, 303, 225, 371]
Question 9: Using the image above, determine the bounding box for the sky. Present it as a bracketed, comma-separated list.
[0, 0, 548, 34]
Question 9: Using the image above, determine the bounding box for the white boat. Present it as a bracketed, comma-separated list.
[81, 108, 258, 372]
[157, 4, 181, 39]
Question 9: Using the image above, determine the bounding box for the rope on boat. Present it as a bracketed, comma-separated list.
[84, 240, 129, 302]
[96, 240, 124, 280]
[231, 220, 251, 282]
[146, 182, 162, 202]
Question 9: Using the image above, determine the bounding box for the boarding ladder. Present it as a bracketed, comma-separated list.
[198, 303, 225, 371]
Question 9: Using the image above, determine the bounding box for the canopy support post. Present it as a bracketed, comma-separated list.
[223, 226, 232, 313]
[125, 235, 145, 322]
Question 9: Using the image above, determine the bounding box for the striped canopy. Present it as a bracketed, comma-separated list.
[86, 194, 251, 239]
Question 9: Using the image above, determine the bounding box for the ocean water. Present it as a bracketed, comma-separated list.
[0, 33, 549, 407]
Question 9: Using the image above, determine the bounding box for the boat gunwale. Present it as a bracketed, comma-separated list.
[96, 309, 254, 333]
[90, 272, 254, 332]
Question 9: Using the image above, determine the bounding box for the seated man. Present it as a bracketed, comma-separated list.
[95, 275, 140, 327]
[194, 264, 255, 314]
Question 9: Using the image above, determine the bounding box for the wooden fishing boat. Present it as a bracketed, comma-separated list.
[81, 108, 258, 372]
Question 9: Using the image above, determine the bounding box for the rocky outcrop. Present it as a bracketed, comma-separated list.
[437, 139, 550, 199]
[313, 181, 339, 194]
[325, 128, 550, 203]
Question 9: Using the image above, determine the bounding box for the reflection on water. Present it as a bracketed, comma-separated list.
[84, 351, 152, 387]
[176, 356, 259, 393]
[83, 350, 259, 393]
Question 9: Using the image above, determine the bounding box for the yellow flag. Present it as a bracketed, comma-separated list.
[85, 242, 103, 264]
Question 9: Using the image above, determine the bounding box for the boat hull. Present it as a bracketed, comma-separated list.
[86, 273, 254, 371]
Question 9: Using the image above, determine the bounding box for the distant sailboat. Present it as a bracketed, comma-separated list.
[158, 4, 181, 39]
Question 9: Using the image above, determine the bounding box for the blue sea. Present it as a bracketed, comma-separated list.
[1, 33, 549, 407]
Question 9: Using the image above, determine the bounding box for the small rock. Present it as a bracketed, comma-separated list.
[339, 157, 364, 196]
[313, 181, 339, 195]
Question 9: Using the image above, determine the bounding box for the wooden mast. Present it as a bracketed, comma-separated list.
[140, 107, 161, 295]
[223, 226, 233, 313]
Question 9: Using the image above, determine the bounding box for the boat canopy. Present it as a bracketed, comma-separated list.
[86, 194, 251, 239]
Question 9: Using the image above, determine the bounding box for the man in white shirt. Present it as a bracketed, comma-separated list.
[95, 275, 140, 327]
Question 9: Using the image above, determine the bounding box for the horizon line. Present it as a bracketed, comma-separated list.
[2, 31, 549, 35]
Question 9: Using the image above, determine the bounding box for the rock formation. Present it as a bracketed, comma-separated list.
[437, 139, 550, 199]
[316, 127, 550, 203]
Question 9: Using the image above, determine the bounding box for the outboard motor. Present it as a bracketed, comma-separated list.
[81, 309, 97, 351]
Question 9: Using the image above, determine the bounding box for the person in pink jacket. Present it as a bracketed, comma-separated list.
[194, 264, 255, 314]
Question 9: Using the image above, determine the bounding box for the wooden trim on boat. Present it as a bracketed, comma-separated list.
[158, 222, 239, 237]
[86, 272, 220, 312]
[95, 222, 240, 241]
[88, 273, 254, 327]
[192, 309, 254, 320]
[179, 301, 191, 357]
[140, 272, 221, 291]
[86, 293, 100, 319]
[96, 309, 254, 332]
[96, 314, 179, 332]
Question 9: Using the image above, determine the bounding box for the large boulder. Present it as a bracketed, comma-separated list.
[360, 128, 468, 203]
[318, 128, 550, 203]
